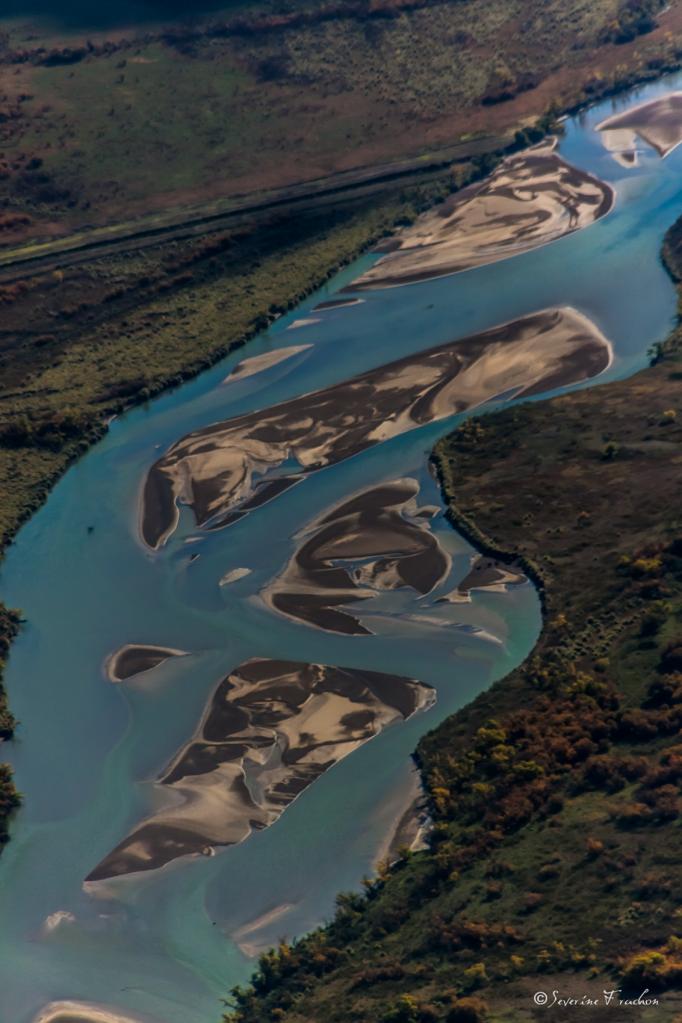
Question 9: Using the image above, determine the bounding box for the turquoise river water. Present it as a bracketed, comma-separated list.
[1, 72, 682, 1023]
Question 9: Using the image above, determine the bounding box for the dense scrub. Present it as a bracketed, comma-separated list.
[222, 219, 682, 1022]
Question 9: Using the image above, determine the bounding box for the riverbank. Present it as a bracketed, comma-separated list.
[222, 220, 682, 1022]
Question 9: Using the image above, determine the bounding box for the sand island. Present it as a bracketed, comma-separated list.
[222, 345, 312, 384]
[349, 140, 614, 289]
[86, 658, 433, 881]
[32, 1002, 147, 1023]
[105, 644, 187, 683]
[597, 91, 682, 165]
[140, 306, 612, 550]
[264, 479, 450, 635]
[456, 555, 527, 595]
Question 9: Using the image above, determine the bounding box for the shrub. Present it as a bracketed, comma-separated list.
[622, 937, 682, 990]
[447, 997, 488, 1023]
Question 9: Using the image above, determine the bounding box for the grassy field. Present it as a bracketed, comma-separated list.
[0, 0, 678, 245]
[222, 224, 682, 1023]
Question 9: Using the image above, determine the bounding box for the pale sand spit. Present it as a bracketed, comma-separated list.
[222, 344, 312, 384]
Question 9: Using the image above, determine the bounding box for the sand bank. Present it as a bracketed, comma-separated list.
[233, 903, 296, 957]
[313, 297, 364, 311]
[222, 344, 312, 383]
[264, 478, 450, 634]
[141, 306, 612, 549]
[33, 1002, 148, 1023]
[86, 658, 433, 881]
[105, 644, 186, 683]
[597, 92, 682, 164]
[219, 566, 252, 586]
[456, 555, 527, 595]
[349, 140, 614, 289]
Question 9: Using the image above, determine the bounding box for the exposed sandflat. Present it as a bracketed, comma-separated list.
[85, 658, 433, 881]
[597, 91, 682, 163]
[264, 478, 450, 634]
[33, 1002, 146, 1023]
[105, 644, 186, 683]
[350, 140, 614, 289]
[141, 306, 612, 550]
[222, 344, 312, 384]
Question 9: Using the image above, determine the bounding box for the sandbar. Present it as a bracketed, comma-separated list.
[105, 644, 186, 683]
[222, 344, 312, 383]
[219, 567, 252, 586]
[85, 658, 434, 881]
[32, 1002, 148, 1023]
[349, 140, 614, 289]
[233, 902, 295, 957]
[140, 306, 612, 549]
[313, 297, 364, 311]
[264, 478, 451, 634]
[456, 555, 527, 595]
[597, 92, 682, 164]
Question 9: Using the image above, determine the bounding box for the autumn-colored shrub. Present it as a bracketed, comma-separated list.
[621, 936, 682, 990]
[446, 996, 488, 1023]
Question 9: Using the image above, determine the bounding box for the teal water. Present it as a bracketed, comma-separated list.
[1, 72, 682, 1023]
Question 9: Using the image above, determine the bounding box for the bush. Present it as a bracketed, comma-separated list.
[447, 997, 488, 1023]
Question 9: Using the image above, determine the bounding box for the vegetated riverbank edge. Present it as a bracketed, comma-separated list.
[220, 236, 682, 1021]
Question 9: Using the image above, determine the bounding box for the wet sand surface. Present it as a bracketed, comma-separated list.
[313, 297, 364, 311]
[264, 479, 450, 634]
[380, 766, 429, 865]
[456, 555, 527, 595]
[141, 306, 612, 549]
[233, 903, 296, 957]
[597, 92, 682, 164]
[106, 645, 186, 683]
[33, 1003, 147, 1023]
[350, 140, 614, 289]
[219, 566, 252, 586]
[222, 345, 312, 384]
[86, 658, 433, 881]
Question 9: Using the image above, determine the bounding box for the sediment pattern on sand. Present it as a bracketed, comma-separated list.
[141, 306, 612, 549]
[264, 478, 450, 634]
[86, 658, 433, 881]
[350, 140, 614, 288]
[597, 92, 682, 165]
